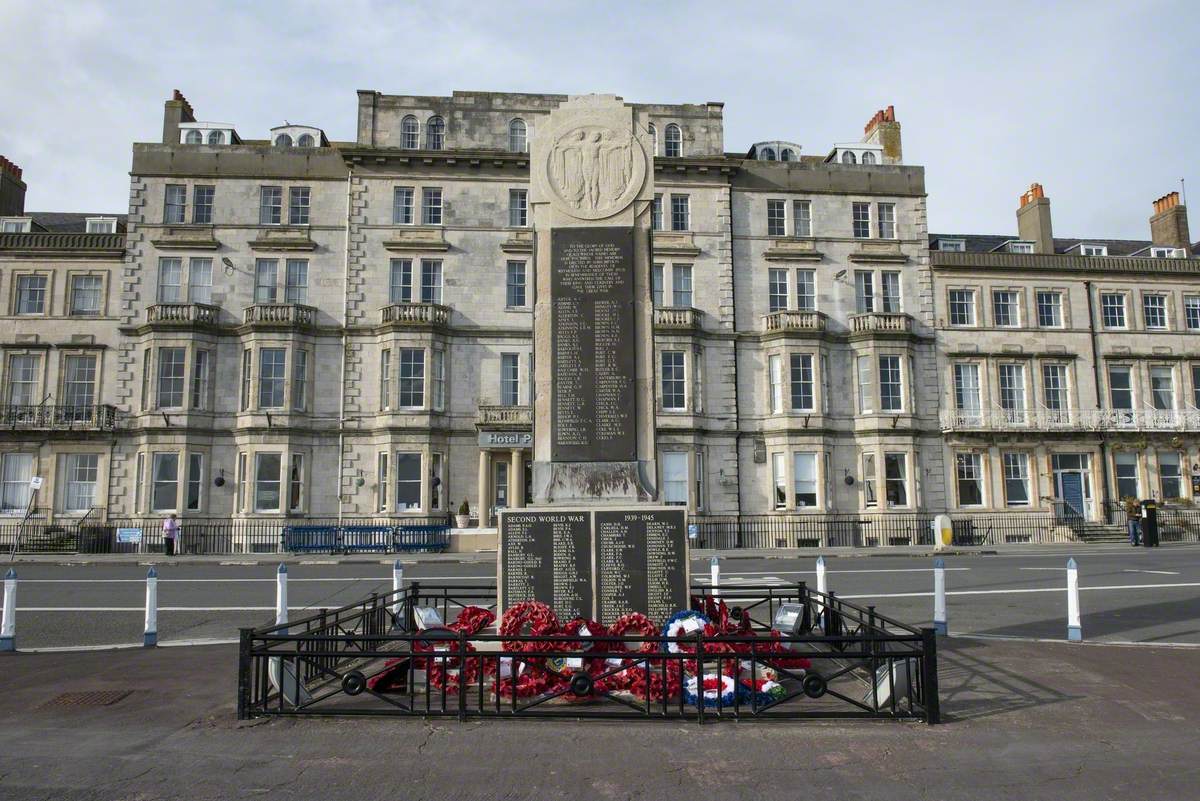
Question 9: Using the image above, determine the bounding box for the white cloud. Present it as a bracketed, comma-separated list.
[1, 0, 1196, 237]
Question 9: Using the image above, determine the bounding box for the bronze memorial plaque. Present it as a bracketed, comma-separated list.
[550, 227, 637, 463]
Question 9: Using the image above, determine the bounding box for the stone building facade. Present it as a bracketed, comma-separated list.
[1, 89, 1195, 534]
[932, 186, 1200, 521]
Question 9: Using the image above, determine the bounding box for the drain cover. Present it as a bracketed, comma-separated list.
[41, 690, 133, 708]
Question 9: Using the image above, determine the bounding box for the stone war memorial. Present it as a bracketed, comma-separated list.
[497, 95, 690, 624]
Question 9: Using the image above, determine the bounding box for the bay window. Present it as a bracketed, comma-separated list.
[793, 452, 818, 508]
[661, 351, 686, 411]
[151, 453, 179, 512]
[395, 452, 422, 511]
[398, 348, 425, 408]
[254, 453, 282, 512]
[884, 453, 908, 507]
[789, 353, 814, 411]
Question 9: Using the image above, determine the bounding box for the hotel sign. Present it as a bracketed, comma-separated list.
[478, 431, 533, 448]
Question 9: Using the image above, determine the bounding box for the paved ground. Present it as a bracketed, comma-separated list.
[1, 637, 1198, 800]
[6, 543, 1200, 649]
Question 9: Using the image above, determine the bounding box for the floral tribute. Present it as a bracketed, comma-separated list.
[369, 599, 816, 707]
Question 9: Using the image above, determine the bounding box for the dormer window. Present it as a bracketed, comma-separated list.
[861, 151, 877, 165]
[1151, 247, 1183, 259]
[937, 239, 965, 252]
[185, 130, 203, 144]
[1081, 244, 1108, 256]
[1, 218, 31, 233]
[207, 130, 225, 145]
[426, 116, 445, 150]
[274, 133, 293, 147]
[297, 133, 315, 148]
[1007, 241, 1034, 254]
[86, 218, 117, 234]
[841, 151, 857, 165]
[760, 147, 776, 161]
[780, 148, 795, 162]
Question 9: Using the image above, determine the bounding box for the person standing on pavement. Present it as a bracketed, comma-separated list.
[162, 513, 179, 557]
[1123, 497, 1141, 546]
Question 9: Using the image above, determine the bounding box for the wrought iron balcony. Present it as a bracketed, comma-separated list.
[243, 303, 317, 327]
[0, 405, 119, 431]
[381, 302, 450, 327]
[653, 306, 702, 330]
[763, 310, 826, 332]
[476, 404, 532, 427]
[850, 312, 913, 334]
[147, 303, 220, 326]
[941, 407, 1200, 432]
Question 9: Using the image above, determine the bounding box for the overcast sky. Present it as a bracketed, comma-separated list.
[2, 1, 1196, 239]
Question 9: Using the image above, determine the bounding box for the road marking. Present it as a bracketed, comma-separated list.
[13, 576, 492, 583]
[952, 633, 1200, 649]
[715, 568, 972, 576]
[720, 580, 1200, 603]
[1019, 567, 1068, 571]
[1123, 569, 1180, 575]
[24, 637, 241, 653]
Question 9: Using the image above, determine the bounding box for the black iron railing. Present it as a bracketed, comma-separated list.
[0, 515, 450, 555]
[0, 404, 119, 430]
[690, 514, 936, 549]
[237, 582, 939, 724]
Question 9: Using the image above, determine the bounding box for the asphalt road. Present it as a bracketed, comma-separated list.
[7, 544, 1200, 649]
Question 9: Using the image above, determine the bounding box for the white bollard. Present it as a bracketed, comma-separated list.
[276, 563, 288, 634]
[933, 557, 947, 635]
[814, 555, 828, 625]
[143, 567, 158, 647]
[1067, 557, 1082, 642]
[710, 556, 720, 598]
[391, 560, 404, 618]
[1, 569, 15, 652]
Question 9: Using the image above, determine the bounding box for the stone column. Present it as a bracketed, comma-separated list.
[477, 450, 490, 528]
[510, 449, 524, 508]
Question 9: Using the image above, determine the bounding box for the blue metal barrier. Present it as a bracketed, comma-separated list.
[283, 525, 338, 554]
[395, 524, 451, 553]
[341, 525, 392, 553]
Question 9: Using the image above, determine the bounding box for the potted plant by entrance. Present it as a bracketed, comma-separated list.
[456, 498, 471, 529]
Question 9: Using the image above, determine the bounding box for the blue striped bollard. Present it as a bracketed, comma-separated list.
[0, 569, 15, 652]
[815, 555, 827, 624]
[143, 567, 158, 647]
[710, 556, 720, 598]
[1067, 557, 1082, 641]
[933, 557, 947, 635]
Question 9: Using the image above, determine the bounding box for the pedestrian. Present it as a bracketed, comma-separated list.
[162, 513, 179, 557]
[1123, 497, 1141, 546]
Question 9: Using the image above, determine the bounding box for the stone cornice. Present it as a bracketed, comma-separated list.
[931, 250, 1200, 276]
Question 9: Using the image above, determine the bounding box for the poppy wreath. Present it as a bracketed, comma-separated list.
[451, 606, 496, 635]
[498, 601, 561, 653]
[741, 675, 788, 705]
[607, 612, 660, 689]
[492, 663, 557, 699]
[624, 658, 684, 702]
[426, 640, 480, 693]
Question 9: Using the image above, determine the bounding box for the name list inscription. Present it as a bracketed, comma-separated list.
[550, 227, 637, 463]
[499, 509, 689, 625]
[499, 512, 593, 620]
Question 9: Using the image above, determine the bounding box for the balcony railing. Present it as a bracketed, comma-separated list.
[850, 312, 912, 334]
[653, 306, 702, 330]
[381, 302, 450, 326]
[0, 405, 119, 431]
[147, 303, 220, 325]
[941, 407, 1200, 432]
[243, 303, 317, 327]
[476, 405, 532, 426]
[763, 310, 826, 332]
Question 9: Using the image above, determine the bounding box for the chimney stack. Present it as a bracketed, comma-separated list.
[162, 89, 196, 145]
[1149, 192, 1191, 255]
[1016, 183, 1054, 254]
[862, 105, 902, 164]
[0, 155, 26, 217]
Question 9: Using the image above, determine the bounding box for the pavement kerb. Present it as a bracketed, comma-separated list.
[7, 541, 1192, 566]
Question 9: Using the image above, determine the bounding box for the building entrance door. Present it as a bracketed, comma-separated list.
[1053, 454, 1093, 520]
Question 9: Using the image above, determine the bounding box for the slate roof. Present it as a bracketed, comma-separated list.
[25, 212, 128, 233]
[928, 233, 1199, 256]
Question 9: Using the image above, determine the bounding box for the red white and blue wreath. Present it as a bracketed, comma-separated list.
[683, 674, 745, 707]
[661, 610, 710, 653]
